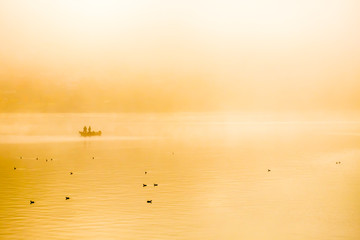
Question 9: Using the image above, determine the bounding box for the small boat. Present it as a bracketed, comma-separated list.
[79, 129, 102, 137]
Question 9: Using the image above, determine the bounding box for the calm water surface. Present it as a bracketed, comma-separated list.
[0, 113, 360, 240]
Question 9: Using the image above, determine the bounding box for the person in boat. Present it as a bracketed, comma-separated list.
[83, 126, 87, 133]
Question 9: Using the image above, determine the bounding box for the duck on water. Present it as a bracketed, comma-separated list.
[79, 126, 102, 137]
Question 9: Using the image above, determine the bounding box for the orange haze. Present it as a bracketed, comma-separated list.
[1, 0, 360, 112]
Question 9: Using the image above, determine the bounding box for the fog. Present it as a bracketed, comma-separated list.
[1, 0, 360, 113]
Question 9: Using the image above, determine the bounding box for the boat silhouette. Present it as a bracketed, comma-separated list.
[79, 126, 102, 137]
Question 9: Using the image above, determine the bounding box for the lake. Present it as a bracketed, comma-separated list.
[0, 113, 359, 239]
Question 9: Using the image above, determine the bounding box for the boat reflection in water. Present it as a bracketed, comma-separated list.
[79, 126, 102, 137]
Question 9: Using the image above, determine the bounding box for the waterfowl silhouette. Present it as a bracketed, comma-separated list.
[20, 157, 22, 159]
[65, 197, 70, 200]
[145, 171, 147, 174]
[147, 200, 152, 203]
[268, 169, 271, 172]
[13, 167, 16, 170]
[154, 184, 158, 187]
[36, 157, 38, 160]
[92, 157, 95, 159]
[143, 184, 147, 187]
[30, 200, 34, 204]
[46, 159, 48, 162]
[70, 172, 73, 175]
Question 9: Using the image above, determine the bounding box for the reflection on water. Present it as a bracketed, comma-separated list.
[0, 113, 360, 240]
[0, 136, 159, 144]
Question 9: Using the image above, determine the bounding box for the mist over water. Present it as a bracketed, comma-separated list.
[1, 0, 360, 238]
[1, 113, 360, 239]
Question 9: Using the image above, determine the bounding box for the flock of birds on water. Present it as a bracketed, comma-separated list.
[14, 156, 159, 205]
[13, 154, 343, 205]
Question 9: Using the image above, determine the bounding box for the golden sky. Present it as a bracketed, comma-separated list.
[0, 0, 360, 112]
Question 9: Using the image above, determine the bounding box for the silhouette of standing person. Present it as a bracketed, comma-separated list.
[88, 126, 91, 133]
[83, 126, 87, 133]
